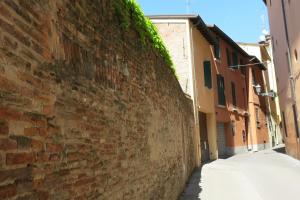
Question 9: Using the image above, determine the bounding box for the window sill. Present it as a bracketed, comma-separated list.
[214, 58, 221, 63]
[217, 105, 226, 109]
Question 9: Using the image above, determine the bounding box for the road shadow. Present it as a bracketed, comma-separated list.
[273, 146, 287, 154]
[179, 163, 208, 200]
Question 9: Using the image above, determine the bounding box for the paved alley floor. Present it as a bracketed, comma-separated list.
[180, 148, 300, 200]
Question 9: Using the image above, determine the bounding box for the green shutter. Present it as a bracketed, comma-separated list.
[214, 38, 220, 59]
[226, 48, 231, 66]
[204, 61, 212, 89]
[217, 75, 226, 106]
[232, 51, 238, 66]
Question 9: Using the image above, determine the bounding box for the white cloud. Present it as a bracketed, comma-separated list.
[262, 29, 269, 35]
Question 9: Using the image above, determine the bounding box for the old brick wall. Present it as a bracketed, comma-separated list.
[0, 0, 197, 199]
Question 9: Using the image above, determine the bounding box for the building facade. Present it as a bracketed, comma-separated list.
[264, 0, 300, 159]
[149, 15, 218, 163]
[239, 40, 283, 147]
[208, 25, 269, 156]
[149, 15, 270, 160]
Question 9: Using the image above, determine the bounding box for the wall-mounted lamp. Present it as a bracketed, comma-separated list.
[253, 84, 277, 98]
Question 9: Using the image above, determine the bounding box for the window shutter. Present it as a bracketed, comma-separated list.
[226, 48, 231, 66]
[214, 38, 220, 59]
[204, 61, 212, 89]
[217, 75, 226, 106]
[231, 82, 237, 107]
[232, 51, 238, 66]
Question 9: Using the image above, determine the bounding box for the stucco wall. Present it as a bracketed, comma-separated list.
[0, 1, 197, 199]
[191, 26, 218, 159]
[265, 0, 300, 159]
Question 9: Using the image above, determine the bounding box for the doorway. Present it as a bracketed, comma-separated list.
[199, 112, 210, 162]
[217, 122, 227, 158]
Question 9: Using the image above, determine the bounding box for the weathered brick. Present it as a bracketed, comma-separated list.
[0, 107, 22, 120]
[74, 177, 95, 187]
[24, 127, 47, 137]
[4, 0, 32, 24]
[10, 135, 31, 149]
[0, 184, 17, 199]
[0, 153, 2, 167]
[31, 139, 44, 151]
[0, 120, 9, 135]
[0, 0, 196, 199]
[3, 35, 18, 50]
[0, 138, 17, 151]
[46, 143, 63, 153]
[6, 152, 35, 165]
[0, 4, 12, 19]
[0, 167, 32, 183]
[16, 190, 49, 200]
[0, 17, 31, 47]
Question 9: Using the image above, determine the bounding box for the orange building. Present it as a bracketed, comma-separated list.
[208, 25, 269, 157]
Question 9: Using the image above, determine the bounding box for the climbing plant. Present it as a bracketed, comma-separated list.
[114, 0, 176, 75]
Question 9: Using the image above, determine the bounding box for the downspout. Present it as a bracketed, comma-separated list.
[248, 68, 254, 151]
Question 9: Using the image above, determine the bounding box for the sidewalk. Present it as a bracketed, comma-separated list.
[179, 148, 300, 200]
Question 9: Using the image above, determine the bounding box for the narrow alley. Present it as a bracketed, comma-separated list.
[0, 0, 300, 199]
[180, 146, 300, 200]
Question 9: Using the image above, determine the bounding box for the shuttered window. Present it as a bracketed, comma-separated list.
[226, 48, 231, 67]
[203, 61, 212, 89]
[231, 82, 237, 107]
[214, 38, 221, 59]
[252, 69, 257, 85]
[232, 51, 238, 67]
[217, 74, 226, 106]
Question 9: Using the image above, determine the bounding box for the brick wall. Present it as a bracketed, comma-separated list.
[0, 0, 197, 199]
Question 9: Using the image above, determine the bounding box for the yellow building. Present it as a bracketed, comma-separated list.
[149, 15, 218, 164]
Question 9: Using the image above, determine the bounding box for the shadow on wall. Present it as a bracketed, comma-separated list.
[179, 164, 205, 200]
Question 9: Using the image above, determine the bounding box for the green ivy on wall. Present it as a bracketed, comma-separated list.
[114, 0, 176, 75]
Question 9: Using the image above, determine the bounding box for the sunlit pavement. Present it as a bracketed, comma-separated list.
[180, 146, 300, 200]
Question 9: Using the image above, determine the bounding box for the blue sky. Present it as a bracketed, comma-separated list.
[136, 0, 269, 43]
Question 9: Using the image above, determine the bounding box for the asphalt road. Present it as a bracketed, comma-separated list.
[180, 147, 300, 200]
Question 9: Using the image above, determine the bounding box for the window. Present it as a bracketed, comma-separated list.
[231, 82, 237, 107]
[240, 60, 246, 75]
[214, 38, 221, 59]
[242, 130, 246, 143]
[252, 69, 257, 85]
[282, 111, 288, 137]
[295, 49, 298, 61]
[217, 74, 226, 106]
[292, 105, 299, 138]
[232, 51, 238, 67]
[243, 88, 246, 108]
[203, 61, 212, 89]
[256, 107, 260, 128]
[226, 48, 231, 67]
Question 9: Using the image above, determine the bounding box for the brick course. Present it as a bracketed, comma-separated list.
[0, 0, 197, 199]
